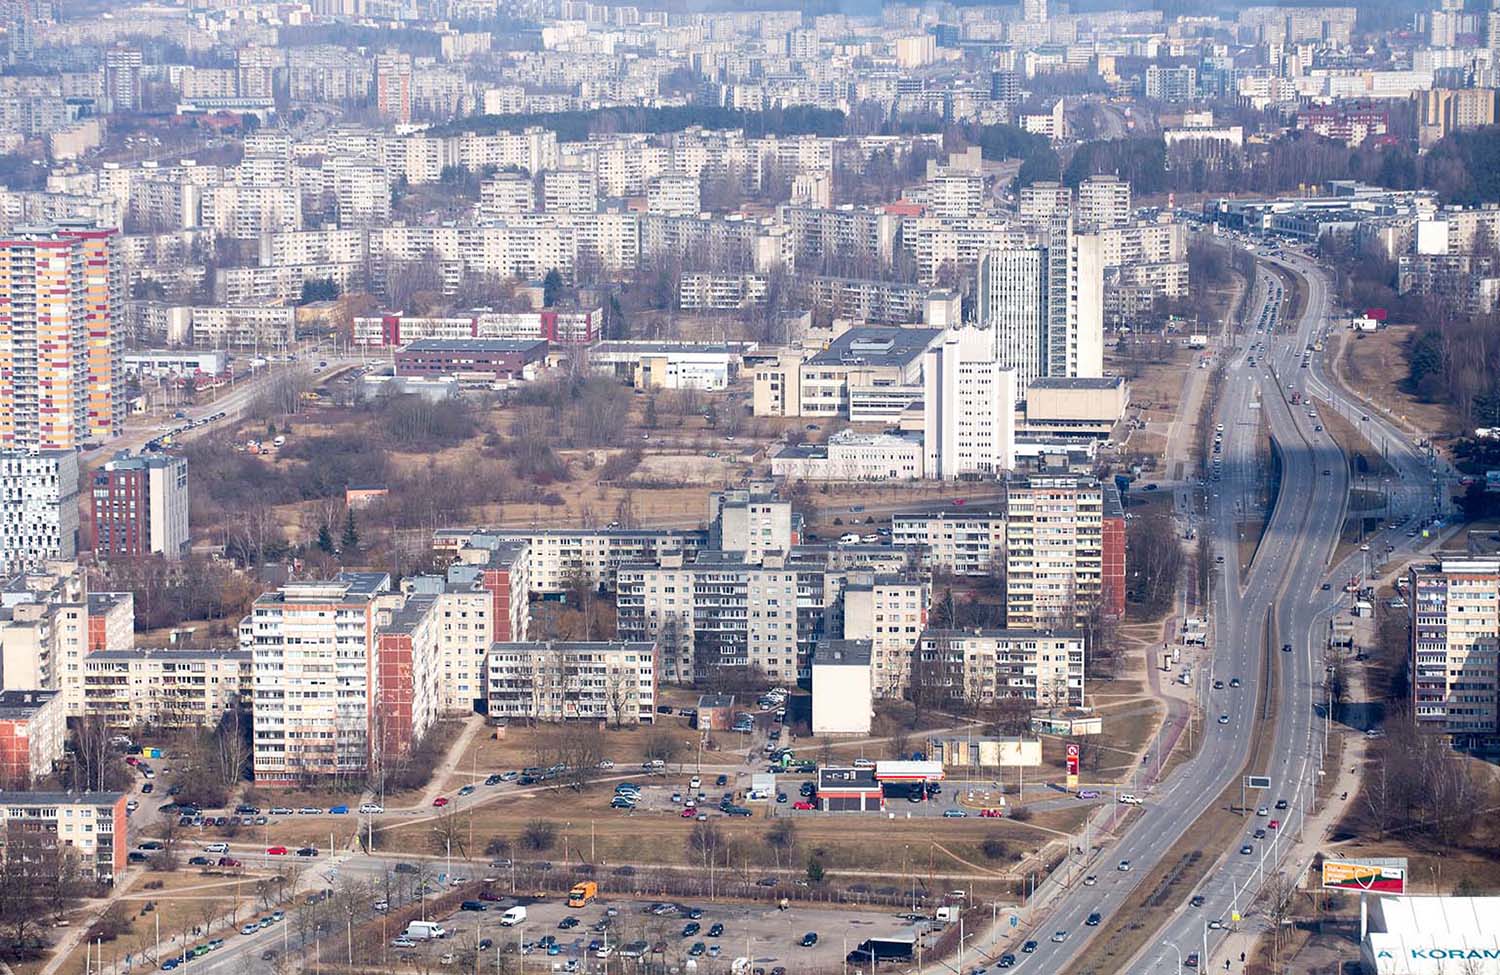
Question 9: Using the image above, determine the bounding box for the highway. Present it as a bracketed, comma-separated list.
[979, 245, 1447, 975]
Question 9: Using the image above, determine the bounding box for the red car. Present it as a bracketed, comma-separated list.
[432, 796, 449, 807]
[1268, 819, 1280, 830]
[218, 857, 241, 868]
[680, 808, 696, 818]
[124, 756, 139, 766]
[792, 801, 815, 811]
[266, 846, 288, 856]
[979, 808, 1004, 818]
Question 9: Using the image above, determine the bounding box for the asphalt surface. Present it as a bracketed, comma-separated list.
[985, 244, 1450, 975]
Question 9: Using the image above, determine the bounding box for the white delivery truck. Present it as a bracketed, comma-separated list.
[404, 921, 447, 940]
[499, 906, 527, 927]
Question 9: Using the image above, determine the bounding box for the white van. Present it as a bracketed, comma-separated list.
[1118, 794, 1143, 806]
[839, 533, 861, 544]
[205, 843, 229, 854]
[404, 921, 447, 940]
[499, 906, 527, 927]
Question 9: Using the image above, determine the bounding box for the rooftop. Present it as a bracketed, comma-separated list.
[89, 647, 252, 662]
[0, 690, 58, 717]
[0, 791, 124, 807]
[808, 326, 940, 368]
[399, 338, 549, 354]
[1028, 376, 1127, 391]
[812, 640, 872, 667]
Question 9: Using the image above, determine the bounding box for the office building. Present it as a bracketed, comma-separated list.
[923, 326, 1018, 479]
[0, 225, 121, 451]
[1408, 560, 1500, 738]
[0, 451, 80, 573]
[485, 641, 657, 724]
[90, 452, 189, 559]
[975, 222, 1104, 394]
[0, 791, 126, 882]
[79, 649, 250, 729]
[0, 690, 63, 788]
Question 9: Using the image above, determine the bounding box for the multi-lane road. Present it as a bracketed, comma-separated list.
[984, 244, 1450, 975]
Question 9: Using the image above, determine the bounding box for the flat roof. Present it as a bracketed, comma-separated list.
[0, 791, 123, 807]
[1029, 376, 1126, 391]
[808, 327, 940, 368]
[812, 640, 872, 667]
[490, 641, 656, 654]
[89, 648, 251, 662]
[399, 338, 548, 354]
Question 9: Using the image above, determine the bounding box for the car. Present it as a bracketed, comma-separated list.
[776, 793, 788, 804]
[266, 846, 288, 855]
[218, 857, 241, 868]
[269, 807, 293, 816]
[688, 942, 706, 957]
[297, 847, 318, 857]
[597, 760, 614, 770]
[681, 808, 696, 818]
[394, 862, 418, 874]
[141, 783, 154, 794]
[1082, 875, 1097, 886]
[793, 800, 815, 810]
[298, 807, 320, 815]
[1051, 931, 1068, 943]
[484, 774, 504, 786]
[682, 923, 701, 937]
[1213, 679, 1224, 690]
[998, 953, 1017, 968]
[1229, 678, 1241, 687]
[612, 796, 638, 809]
[241, 924, 259, 935]
[1274, 799, 1288, 810]
[461, 901, 488, 912]
[558, 917, 579, 929]
[458, 785, 476, 797]
[328, 804, 349, 814]
[391, 937, 417, 948]
[1190, 895, 1206, 908]
[432, 796, 449, 807]
[1240, 845, 1254, 855]
[373, 900, 389, 912]
[1253, 828, 1266, 839]
[1086, 912, 1102, 926]
[943, 809, 967, 818]
[188, 856, 211, 866]
[1209, 919, 1225, 930]
[271, 911, 284, 922]
[1117, 860, 1131, 872]
[261, 950, 278, 961]
[1076, 790, 1100, 799]
[160, 960, 180, 971]
[1218, 714, 1230, 725]
[1021, 941, 1038, 954]
[596, 946, 613, 959]
[1281, 643, 1292, 654]
[1268, 819, 1280, 830]
[800, 932, 819, 947]
[715, 774, 728, 786]
[1257, 806, 1269, 816]
[1323, 469, 1331, 475]
[707, 923, 724, 937]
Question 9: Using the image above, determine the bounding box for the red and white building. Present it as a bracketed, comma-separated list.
[0, 690, 64, 789]
[354, 307, 601, 348]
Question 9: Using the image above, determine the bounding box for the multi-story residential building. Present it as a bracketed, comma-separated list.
[1145, 65, 1197, 102]
[915, 629, 1086, 707]
[249, 573, 391, 784]
[79, 649, 250, 729]
[374, 52, 413, 123]
[0, 791, 126, 882]
[1420, 87, 1498, 148]
[0, 563, 121, 715]
[1408, 560, 1500, 739]
[777, 204, 898, 268]
[372, 594, 443, 768]
[1076, 175, 1132, 229]
[923, 326, 1018, 478]
[1005, 474, 1126, 627]
[353, 309, 602, 348]
[433, 527, 707, 593]
[0, 451, 80, 573]
[617, 551, 801, 683]
[90, 452, 189, 560]
[839, 573, 929, 697]
[892, 506, 1008, 576]
[541, 170, 599, 213]
[479, 175, 535, 217]
[1018, 181, 1072, 229]
[0, 690, 64, 788]
[0, 224, 121, 451]
[975, 221, 1104, 395]
[485, 641, 657, 724]
[708, 489, 797, 563]
[797, 275, 932, 325]
[646, 175, 699, 216]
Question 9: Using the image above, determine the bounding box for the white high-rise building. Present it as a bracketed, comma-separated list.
[1076, 175, 1132, 229]
[923, 327, 1017, 479]
[975, 220, 1103, 393]
[0, 451, 80, 573]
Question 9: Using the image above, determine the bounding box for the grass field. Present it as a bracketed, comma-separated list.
[1337, 326, 1461, 441]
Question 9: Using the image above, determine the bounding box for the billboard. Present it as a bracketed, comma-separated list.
[1323, 859, 1407, 894]
[1065, 744, 1079, 790]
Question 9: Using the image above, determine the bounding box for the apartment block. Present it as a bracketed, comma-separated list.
[1005, 474, 1126, 627]
[0, 450, 81, 573]
[1076, 175, 1131, 229]
[0, 791, 126, 882]
[1408, 560, 1500, 737]
[79, 649, 250, 729]
[90, 452, 189, 559]
[0, 690, 64, 788]
[434, 527, 707, 593]
[373, 594, 443, 768]
[915, 629, 1085, 707]
[0, 562, 116, 715]
[249, 573, 391, 783]
[708, 489, 798, 563]
[485, 641, 657, 724]
[892, 506, 1008, 576]
[0, 224, 120, 452]
[839, 573, 929, 698]
[923, 326, 1018, 478]
[616, 552, 801, 683]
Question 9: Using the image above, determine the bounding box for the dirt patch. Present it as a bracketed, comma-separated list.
[1337, 326, 1462, 441]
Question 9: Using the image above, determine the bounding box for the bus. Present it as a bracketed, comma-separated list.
[567, 881, 598, 908]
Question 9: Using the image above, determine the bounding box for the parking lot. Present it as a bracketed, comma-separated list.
[397, 894, 917, 973]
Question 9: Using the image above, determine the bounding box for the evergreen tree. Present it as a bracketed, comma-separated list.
[543, 268, 564, 308]
[341, 510, 360, 552]
[317, 525, 335, 554]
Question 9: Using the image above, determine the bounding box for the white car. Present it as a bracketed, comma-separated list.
[391, 937, 416, 948]
[1257, 806, 1269, 817]
[359, 803, 384, 814]
[596, 946, 613, 959]
[598, 760, 615, 769]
